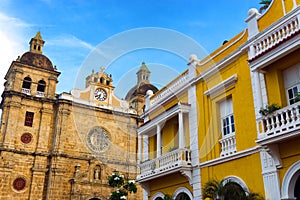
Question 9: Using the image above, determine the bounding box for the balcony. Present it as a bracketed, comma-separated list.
[21, 88, 31, 95]
[256, 102, 300, 145]
[219, 134, 237, 157]
[248, 6, 300, 70]
[137, 148, 192, 182]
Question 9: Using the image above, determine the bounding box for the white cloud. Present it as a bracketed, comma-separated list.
[47, 34, 94, 50]
[0, 12, 31, 105]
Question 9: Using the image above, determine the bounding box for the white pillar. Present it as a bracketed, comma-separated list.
[188, 55, 201, 199]
[143, 135, 149, 161]
[156, 124, 162, 157]
[260, 150, 281, 200]
[253, 70, 263, 117]
[245, 8, 261, 40]
[178, 110, 185, 149]
[138, 134, 143, 163]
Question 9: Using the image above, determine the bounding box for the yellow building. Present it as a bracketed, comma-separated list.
[136, 0, 300, 199]
[0, 32, 147, 199]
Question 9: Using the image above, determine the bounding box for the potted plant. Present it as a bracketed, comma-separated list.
[259, 104, 281, 116]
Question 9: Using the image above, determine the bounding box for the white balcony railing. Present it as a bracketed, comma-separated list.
[137, 148, 192, 181]
[219, 134, 237, 157]
[150, 71, 189, 106]
[21, 88, 31, 95]
[257, 102, 300, 143]
[36, 91, 45, 97]
[250, 9, 299, 60]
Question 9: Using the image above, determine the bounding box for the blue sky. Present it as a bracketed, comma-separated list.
[0, 0, 262, 98]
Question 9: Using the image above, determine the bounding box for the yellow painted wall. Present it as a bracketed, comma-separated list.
[149, 173, 192, 199]
[264, 49, 300, 107]
[278, 137, 300, 185]
[200, 152, 265, 197]
[198, 53, 257, 162]
[150, 92, 188, 120]
[258, 0, 284, 32]
[161, 116, 178, 154]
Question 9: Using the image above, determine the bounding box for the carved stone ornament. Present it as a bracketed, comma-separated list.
[86, 127, 110, 153]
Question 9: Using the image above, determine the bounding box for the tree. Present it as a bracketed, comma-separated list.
[107, 171, 137, 200]
[202, 179, 264, 200]
[259, 0, 272, 13]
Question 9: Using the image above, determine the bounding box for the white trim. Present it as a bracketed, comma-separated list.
[282, 160, 300, 199]
[152, 192, 164, 200]
[204, 74, 238, 97]
[172, 187, 193, 200]
[138, 103, 190, 135]
[198, 30, 247, 67]
[223, 176, 249, 193]
[199, 146, 261, 168]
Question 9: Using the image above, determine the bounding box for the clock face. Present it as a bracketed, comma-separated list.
[94, 88, 107, 101]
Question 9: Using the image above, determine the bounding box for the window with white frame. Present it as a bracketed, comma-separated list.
[219, 98, 235, 137]
[283, 64, 300, 105]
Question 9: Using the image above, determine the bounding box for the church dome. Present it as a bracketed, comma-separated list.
[125, 82, 158, 100]
[20, 51, 54, 71]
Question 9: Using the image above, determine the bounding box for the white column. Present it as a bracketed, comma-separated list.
[156, 124, 162, 157]
[245, 8, 261, 40]
[260, 150, 281, 200]
[178, 110, 185, 149]
[293, 0, 297, 9]
[253, 70, 263, 118]
[138, 134, 143, 163]
[143, 135, 149, 161]
[188, 54, 201, 200]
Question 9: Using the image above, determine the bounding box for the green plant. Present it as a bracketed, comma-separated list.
[107, 171, 137, 200]
[202, 179, 265, 200]
[259, 104, 281, 116]
[108, 172, 125, 188]
[292, 93, 300, 104]
[168, 146, 178, 152]
[123, 180, 137, 193]
[164, 194, 172, 200]
[259, 0, 272, 13]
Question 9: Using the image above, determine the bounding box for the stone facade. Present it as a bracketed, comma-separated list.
[0, 32, 143, 200]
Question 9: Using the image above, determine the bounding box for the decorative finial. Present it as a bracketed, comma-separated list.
[100, 66, 105, 72]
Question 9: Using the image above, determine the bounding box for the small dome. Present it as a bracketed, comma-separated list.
[125, 83, 158, 100]
[20, 52, 54, 71]
[248, 8, 258, 16]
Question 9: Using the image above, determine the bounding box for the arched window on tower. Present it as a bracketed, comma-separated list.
[100, 77, 105, 84]
[22, 76, 32, 95]
[36, 80, 46, 97]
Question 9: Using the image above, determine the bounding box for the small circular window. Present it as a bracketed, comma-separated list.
[13, 177, 26, 191]
[21, 133, 32, 144]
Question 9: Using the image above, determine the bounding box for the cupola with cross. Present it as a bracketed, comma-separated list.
[3, 31, 60, 99]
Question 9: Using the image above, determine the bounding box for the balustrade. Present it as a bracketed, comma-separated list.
[257, 102, 300, 141]
[137, 148, 191, 180]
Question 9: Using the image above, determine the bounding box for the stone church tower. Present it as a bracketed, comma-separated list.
[0, 32, 142, 200]
[125, 62, 158, 114]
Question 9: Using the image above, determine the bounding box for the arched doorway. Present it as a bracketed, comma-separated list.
[89, 198, 101, 200]
[295, 175, 300, 200]
[282, 160, 300, 199]
[154, 198, 163, 200]
[173, 187, 193, 200]
[223, 182, 246, 200]
[175, 192, 191, 200]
